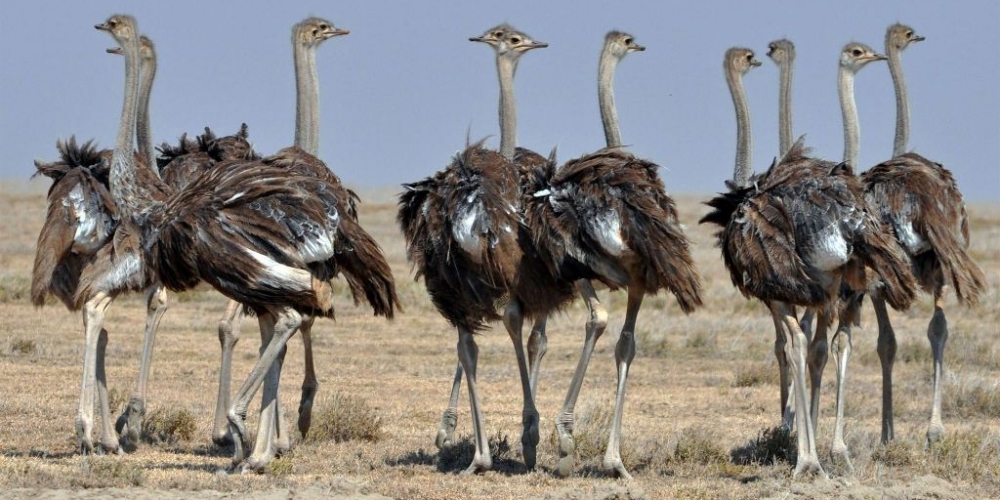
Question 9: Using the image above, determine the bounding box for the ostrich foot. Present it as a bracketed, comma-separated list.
[792, 457, 827, 479]
[435, 409, 458, 449]
[76, 417, 94, 455]
[227, 413, 250, 465]
[554, 427, 576, 478]
[602, 457, 633, 481]
[212, 428, 235, 448]
[926, 423, 944, 447]
[521, 411, 540, 470]
[116, 397, 145, 447]
[460, 456, 491, 475]
[297, 385, 318, 439]
[830, 443, 854, 475]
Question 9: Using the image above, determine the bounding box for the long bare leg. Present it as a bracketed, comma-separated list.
[871, 290, 896, 443]
[243, 316, 291, 472]
[830, 296, 860, 473]
[296, 316, 318, 442]
[807, 306, 831, 432]
[77, 292, 113, 454]
[457, 326, 491, 474]
[603, 286, 643, 480]
[118, 285, 169, 448]
[772, 314, 794, 430]
[212, 300, 243, 446]
[228, 307, 301, 471]
[926, 285, 949, 444]
[771, 301, 825, 478]
[527, 317, 548, 401]
[554, 280, 608, 478]
[436, 363, 463, 449]
[503, 301, 540, 469]
[94, 328, 120, 453]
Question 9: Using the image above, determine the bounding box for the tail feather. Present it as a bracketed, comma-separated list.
[918, 205, 986, 306]
[334, 216, 401, 318]
[857, 214, 918, 311]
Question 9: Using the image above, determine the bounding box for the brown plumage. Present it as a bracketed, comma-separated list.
[861, 153, 985, 304]
[701, 140, 915, 311]
[157, 124, 258, 191]
[528, 147, 702, 311]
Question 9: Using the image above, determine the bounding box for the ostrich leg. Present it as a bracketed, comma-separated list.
[94, 328, 120, 453]
[527, 317, 548, 400]
[212, 300, 243, 446]
[118, 285, 169, 447]
[554, 280, 608, 478]
[436, 363, 463, 449]
[457, 327, 491, 474]
[603, 286, 642, 480]
[296, 316, 318, 441]
[926, 285, 949, 444]
[807, 306, 832, 432]
[503, 301, 540, 469]
[772, 314, 794, 429]
[77, 291, 114, 454]
[871, 290, 897, 443]
[831, 294, 861, 472]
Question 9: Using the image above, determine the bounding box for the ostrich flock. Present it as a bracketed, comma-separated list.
[29, 13, 985, 480]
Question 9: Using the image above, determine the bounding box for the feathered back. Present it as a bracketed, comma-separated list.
[397, 140, 523, 330]
[862, 153, 986, 305]
[31, 137, 117, 307]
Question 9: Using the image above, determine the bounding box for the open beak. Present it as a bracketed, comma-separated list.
[751, 58, 762, 67]
[631, 43, 646, 52]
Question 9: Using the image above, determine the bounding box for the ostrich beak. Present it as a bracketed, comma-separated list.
[913, 35, 926, 42]
[107, 47, 123, 55]
[95, 23, 110, 31]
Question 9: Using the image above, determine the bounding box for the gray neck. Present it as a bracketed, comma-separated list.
[307, 46, 321, 156]
[110, 35, 146, 223]
[887, 44, 909, 157]
[497, 55, 518, 160]
[777, 55, 794, 156]
[726, 65, 752, 187]
[839, 65, 860, 168]
[597, 45, 622, 148]
[137, 53, 157, 174]
[293, 39, 316, 155]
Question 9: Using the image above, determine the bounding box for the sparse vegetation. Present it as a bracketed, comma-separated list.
[75, 457, 144, 487]
[9, 338, 36, 355]
[306, 393, 384, 443]
[672, 426, 728, 465]
[731, 426, 794, 466]
[141, 407, 198, 444]
[0, 275, 31, 304]
[732, 362, 779, 387]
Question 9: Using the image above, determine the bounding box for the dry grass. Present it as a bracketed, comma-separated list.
[0, 185, 997, 499]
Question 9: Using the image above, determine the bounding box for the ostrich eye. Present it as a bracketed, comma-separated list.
[311, 28, 318, 36]
[746, 53, 753, 60]
[493, 31, 503, 38]
[510, 37, 521, 44]
[852, 49, 862, 56]
[320, 24, 329, 30]
[624, 38, 633, 45]
[905, 31, 913, 38]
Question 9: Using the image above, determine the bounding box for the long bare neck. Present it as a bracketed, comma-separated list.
[886, 43, 909, 157]
[839, 65, 860, 167]
[726, 66, 752, 187]
[110, 36, 145, 223]
[137, 53, 157, 174]
[597, 45, 622, 148]
[777, 55, 794, 156]
[497, 55, 518, 160]
[293, 39, 317, 154]
[307, 46, 321, 156]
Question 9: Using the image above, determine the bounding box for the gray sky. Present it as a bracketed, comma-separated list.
[2, 0, 998, 201]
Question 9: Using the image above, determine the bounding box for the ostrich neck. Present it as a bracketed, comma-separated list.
[887, 45, 909, 157]
[777, 56, 794, 156]
[137, 54, 157, 175]
[726, 66, 752, 187]
[598, 48, 622, 148]
[110, 36, 150, 224]
[307, 47, 321, 156]
[293, 40, 317, 155]
[497, 55, 518, 160]
[839, 66, 860, 168]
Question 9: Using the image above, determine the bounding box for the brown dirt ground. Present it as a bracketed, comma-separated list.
[1, 180, 998, 500]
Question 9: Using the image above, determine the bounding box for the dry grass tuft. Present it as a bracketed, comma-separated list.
[871, 438, 919, 466]
[306, 393, 384, 443]
[928, 429, 1000, 484]
[141, 407, 198, 444]
[732, 362, 778, 387]
[672, 426, 728, 465]
[0, 275, 30, 304]
[436, 431, 515, 473]
[730, 426, 794, 466]
[266, 454, 295, 476]
[943, 379, 1000, 418]
[75, 457, 144, 487]
[9, 338, 36, 355]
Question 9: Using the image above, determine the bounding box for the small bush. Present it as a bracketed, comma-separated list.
[9, 339, 36, 355]
[673, 427, 728, 465]
[944, 380, 1000, 418]
[141, 407, 198, 444]
[107, 388, 128, 416]
[872, 439, 918, 466]
[306, 393, 384, 443]
[76, 457, 144, 487]
[732, 363, 779, 387]
[731, 426, 794, 466]
[266, 455, 294, 476]
[929, 430, 1000, 482]
[437, 431, 514, 472]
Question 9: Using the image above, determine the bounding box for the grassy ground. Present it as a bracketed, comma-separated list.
[1, 181, 997, 500]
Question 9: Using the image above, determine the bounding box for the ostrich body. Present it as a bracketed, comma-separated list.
[524, 31, 702, 479]
[701, 47, 915, 477]
[848, 24, 986, 445]
[31, 35, 171, 453]
[399, 25, 573, 474]
[96, 14, 352, 472]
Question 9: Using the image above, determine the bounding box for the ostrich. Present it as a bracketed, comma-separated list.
[95, 14, 348, 472]
[31, 35, 171, 453]
[398, 24, 574, 474]
[523, 31, 702, 479]
[847, 24, 986, 446]
[701, 46, 915, 477]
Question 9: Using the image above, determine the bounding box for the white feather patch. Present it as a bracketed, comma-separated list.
[452, 199, 484, 262]
[298, 231, 335, 264]
[896, 221, 930, 256]
[67, 185, 113, 254]
[245, 248, 314, 291]
[588, 210, 626, 257]
[808, 225, 850, 272]
[97, 251, 142, 292]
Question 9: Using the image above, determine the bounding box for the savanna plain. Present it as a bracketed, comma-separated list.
[1, 181, 998, 500]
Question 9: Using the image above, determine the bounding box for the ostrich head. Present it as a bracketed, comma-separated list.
[767, 39, 795, 65]
[293, 17, 349, 48]
[604, 31, 645, 60]
[840, 42, 886, 73]
[470, 24, 548, 58]
[725, 47, 761, 75]
[95, 14, 139, 49]
[886, 23, 924, 52]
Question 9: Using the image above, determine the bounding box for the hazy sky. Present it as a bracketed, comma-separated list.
[2, 0, 998, 201]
